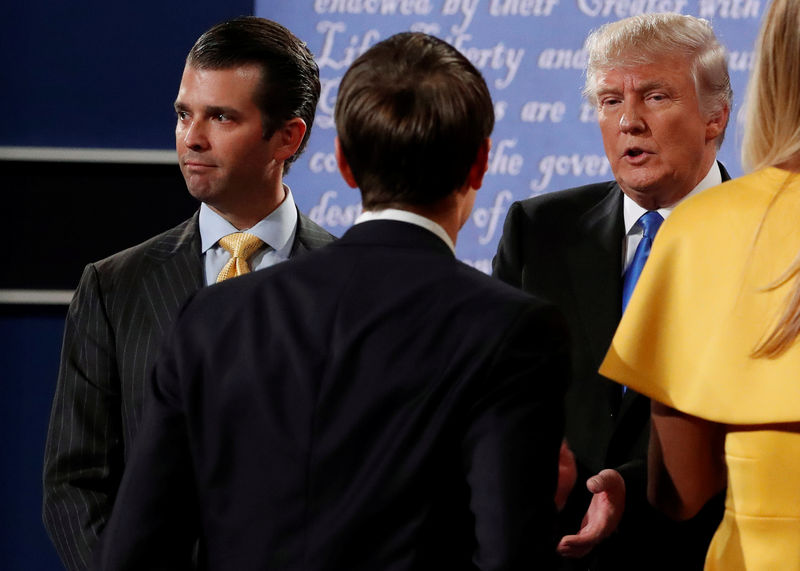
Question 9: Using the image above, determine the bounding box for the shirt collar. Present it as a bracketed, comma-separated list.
[623, 161, 722, 234]
[355, 208, 456, 254]
[199, 185, 298, 256]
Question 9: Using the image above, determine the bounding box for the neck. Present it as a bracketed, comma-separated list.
[776, 154, 800, 173]
[210, 179, 286, 230]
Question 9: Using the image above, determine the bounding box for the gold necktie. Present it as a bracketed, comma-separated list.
[216, 232, 264, 283]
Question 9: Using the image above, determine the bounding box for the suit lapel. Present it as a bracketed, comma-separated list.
[290, 210, 335, 257]
[140, 213, 204, 336]
[718, 160, 731, 182]
[566, 186, 624, 371]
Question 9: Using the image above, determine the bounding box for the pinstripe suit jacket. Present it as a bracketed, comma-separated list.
[43, 209, 335, 571]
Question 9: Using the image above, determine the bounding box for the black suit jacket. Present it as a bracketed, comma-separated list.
[493, 164, 729, 570]
[43, 209, 335, 571]
[94, 220, 569, 571]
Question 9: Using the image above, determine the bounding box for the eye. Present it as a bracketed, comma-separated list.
[647, 93, 668, 103]
[213, 113, 230, 122]
[176, 110, 189, 121]
[599, 96, 621, 108]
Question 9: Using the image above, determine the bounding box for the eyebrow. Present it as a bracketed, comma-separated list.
[205, 105, 240, 117]
[596, 79, 670, 97]
[633, 79, 669, 93]
[173, 102, 240, 116]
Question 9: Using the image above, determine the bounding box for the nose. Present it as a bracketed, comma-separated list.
[619, 102, 646, 134]
[179, 119, 209, 151]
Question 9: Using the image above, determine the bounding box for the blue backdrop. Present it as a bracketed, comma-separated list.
[0, 1, 765, 569]
[257, 0, 762, 270]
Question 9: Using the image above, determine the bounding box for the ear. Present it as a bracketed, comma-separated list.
[272, 117, 307, 163]
[464, 138, 491, 192]
[334, 137, 359, 188]
[705, 102, 730, 143]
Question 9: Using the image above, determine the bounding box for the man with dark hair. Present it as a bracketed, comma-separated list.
[43, 17, 334, 570]
[94, 32, 569, 570]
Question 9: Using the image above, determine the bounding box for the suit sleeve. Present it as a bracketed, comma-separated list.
[92, 323, 199, 571]
[463, 301, 569, 570]
[43, 264, 124, 571]
[492, 201, 526, 288]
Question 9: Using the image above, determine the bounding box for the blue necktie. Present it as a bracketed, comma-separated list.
[622, 211, 664, 312]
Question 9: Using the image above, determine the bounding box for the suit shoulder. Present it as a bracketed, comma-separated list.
[297, 212, 337, 249]
[89, 215, 197, 278]
[456, 261, 558, 312]
[451, 262, 569, 346]
[501, 181, 619, 239]
[514, 181, 618, 216]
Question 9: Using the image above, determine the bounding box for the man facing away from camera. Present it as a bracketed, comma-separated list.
[93, 32, 570, 570]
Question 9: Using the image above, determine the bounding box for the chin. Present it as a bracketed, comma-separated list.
[186, 186, 216, 203]
[620, 183, 663, 209]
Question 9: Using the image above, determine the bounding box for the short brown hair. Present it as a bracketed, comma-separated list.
[187, 16, 320, 173]
[335, 32, 494, 209]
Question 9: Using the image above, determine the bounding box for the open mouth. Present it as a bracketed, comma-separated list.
[625, 148, 645, 158]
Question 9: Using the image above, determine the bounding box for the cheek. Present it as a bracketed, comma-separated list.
[597, 117, 619, 141]
[599, 125, 620, 159]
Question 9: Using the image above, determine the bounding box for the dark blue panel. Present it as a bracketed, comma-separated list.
[1, 0, 253, 149]
[0, 310, 66, 570]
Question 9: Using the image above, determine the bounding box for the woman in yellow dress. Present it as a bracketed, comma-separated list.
[600, 0, 800, 568]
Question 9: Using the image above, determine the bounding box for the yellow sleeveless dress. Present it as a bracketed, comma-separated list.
[601, 167, 800, 570]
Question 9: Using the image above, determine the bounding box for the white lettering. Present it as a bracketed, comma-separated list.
[450, 34, 524, 89]
[520, 100, 566, 123]
[410, 21, 441, 34]
[577, 0, 688, 17]
[579, 102, 598, 123]
[698, 0, 759, 18]
[314, 0, 433, 15]
[442, 0, 480, 34]
[729, 50, 756, 71]
[309, 190, 363, 228]
[489, 0, 560, 16]
[538, 48, 586, 70]
[316, 22, 380, 70]
[316, 77, 341, 129]
[530, 154, 611, 192]
[472, 190, 513, 245]
[487, 139, 524, 176]
[494, 100, 508, 121]
[309, 152, 339, 174]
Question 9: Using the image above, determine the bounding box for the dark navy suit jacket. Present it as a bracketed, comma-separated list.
[95, 220, 570, 570]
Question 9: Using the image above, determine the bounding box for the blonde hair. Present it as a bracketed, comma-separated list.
[746, 0, 800, 357]
[741, 0, 800, 171]
[583, 13, 732, 146]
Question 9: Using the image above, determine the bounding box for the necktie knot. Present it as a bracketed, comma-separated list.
[638, 210, 664, 239]
[216, 232, 263, 282]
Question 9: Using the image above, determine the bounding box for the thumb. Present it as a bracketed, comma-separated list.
[586, 469, 621, 494]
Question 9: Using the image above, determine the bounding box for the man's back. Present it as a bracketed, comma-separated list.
[97, 220, 568, 570]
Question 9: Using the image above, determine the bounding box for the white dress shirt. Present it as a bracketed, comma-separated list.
[199, 185, 299, 285]
[622, 162, 722, 273]
[355, 208, 456, 254]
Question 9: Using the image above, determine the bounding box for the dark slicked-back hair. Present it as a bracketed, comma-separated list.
[335, 32, 494, 209]
[187, 16, 320, 172]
